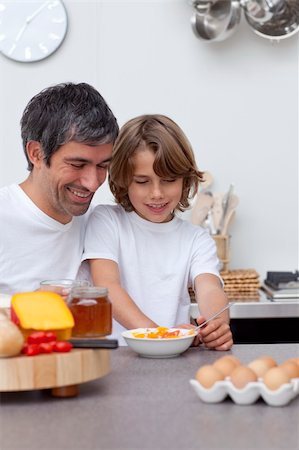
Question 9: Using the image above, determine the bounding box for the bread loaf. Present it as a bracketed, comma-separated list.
[0, 309, 24, 357]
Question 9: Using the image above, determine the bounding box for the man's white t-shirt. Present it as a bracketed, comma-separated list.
[82, 204, 221, 344]
[0, 184, 90, 294]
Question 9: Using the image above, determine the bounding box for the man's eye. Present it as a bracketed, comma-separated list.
[70, 164, 85, 169]
[163, 179, 176, 183]
[135, 180, 148, 184]
[98, 164, 109, 170]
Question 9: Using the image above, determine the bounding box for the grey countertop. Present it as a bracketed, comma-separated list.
[1, 344, 299, 450]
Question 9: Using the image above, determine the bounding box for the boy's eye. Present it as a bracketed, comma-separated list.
[135, 180, 148, 184]
[163, 179, 176, 183]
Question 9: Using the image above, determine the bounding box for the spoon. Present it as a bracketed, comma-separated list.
[194, 302, 235, 332]
[191, 192, 214, 226]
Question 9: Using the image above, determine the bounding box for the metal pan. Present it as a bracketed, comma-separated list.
[191, 0, 241, 42]
[244, 0, 299, 40]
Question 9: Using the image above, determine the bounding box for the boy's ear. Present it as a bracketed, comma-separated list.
[26, 141, 45, 168]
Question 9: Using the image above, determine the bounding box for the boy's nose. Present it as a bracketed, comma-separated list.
[150, 184, 163, 199]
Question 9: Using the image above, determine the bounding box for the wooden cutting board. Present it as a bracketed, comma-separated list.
[0, 349, 110, 393]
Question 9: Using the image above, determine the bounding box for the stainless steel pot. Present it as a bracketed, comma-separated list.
[241, 0, 285, 23]
[191, 0, 241, 42]
[244, 0, 299, 40]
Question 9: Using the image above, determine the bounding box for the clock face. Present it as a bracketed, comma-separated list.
[0, 0, 68, 62]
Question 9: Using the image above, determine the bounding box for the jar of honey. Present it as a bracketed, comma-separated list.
[68, 286, 112, 338]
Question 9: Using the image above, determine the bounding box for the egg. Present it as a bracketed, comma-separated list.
[283, 357, 299, 367]
[263, 367, 290, 390]
[256, 355, 277, 368]
[279, 361, 299, 379]
[230, 366, 258, 389]
[195, 364, 225, 388]
[222, 355, 241, 366]
[213, 357, 238, 377]
[247, 356, 277, 377]
[248, 359, 273, 378]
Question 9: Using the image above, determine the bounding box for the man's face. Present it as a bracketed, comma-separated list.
[36, 141, 112, 223]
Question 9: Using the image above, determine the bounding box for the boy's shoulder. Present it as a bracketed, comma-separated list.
[90, 203, 126, 222]
[176, 215, 208, 235]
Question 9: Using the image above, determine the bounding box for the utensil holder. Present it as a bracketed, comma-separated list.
[212, 235, 230, 270]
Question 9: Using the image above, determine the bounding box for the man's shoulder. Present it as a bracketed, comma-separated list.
[0, 184, 19, 203]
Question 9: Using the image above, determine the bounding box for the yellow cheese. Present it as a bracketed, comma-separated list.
[11, 291, 74, 340]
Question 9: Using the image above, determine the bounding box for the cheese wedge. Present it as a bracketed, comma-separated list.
[11, 291, 74, 340]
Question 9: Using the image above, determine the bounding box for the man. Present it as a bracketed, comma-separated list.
[0, 82, 119, 294]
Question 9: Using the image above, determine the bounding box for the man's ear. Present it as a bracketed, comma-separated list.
[26, 141, 45, 168]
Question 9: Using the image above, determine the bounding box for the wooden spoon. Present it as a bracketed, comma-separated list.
[191, 192, 214, 225]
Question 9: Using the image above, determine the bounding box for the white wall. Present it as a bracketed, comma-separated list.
[0, 0, 298, 281]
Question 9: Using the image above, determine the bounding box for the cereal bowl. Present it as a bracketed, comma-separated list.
[121, 327, 195, 358]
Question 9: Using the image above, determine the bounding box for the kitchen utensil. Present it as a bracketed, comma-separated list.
[0, 348, 110, 393]
[221, 209, 236, 236]
[241, 0, 285, 23]
[191, 0, 241, 42]
[200, 171, 214, 191]
[211, 192, 223, 233]
[207, 209, 217, 235]
[191, 191, 214, 225]
[217, 184, 234, 234]
[219, 193, 239, 235]
[194, 302, 235, 332]
[244, 0, 299, 40]
[69, 338, 118, 349]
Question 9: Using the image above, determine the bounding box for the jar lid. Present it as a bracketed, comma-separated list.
[70, 286, 108, 298]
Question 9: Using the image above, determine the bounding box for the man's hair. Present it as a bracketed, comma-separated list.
[109, 114, 204, 212]
[21, 82, 119, 171]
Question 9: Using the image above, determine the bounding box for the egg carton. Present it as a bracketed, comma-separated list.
[190, 377, 299, 406]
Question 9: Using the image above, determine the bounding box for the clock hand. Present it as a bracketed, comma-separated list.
[26, 1, 50, 24]
[13, 1, 50, 44]
[15, 23, 28, 42]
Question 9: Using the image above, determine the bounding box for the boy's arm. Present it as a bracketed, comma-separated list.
[194, 273, 233, 350]
[89, 258, 158, 330]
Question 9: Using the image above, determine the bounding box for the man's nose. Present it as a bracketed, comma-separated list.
[80, 166, 107, 192]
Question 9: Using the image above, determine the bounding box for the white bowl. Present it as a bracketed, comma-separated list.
[121, 328, 195, 358]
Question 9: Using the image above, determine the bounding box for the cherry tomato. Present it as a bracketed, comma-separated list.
[44, 332, 57, 343]
[24, 344, 40, 356]
[54, 341, 73, 353]
[21, 343, 29, 354]
[38, 343, 54, 354]
[27, 331, 47, 345]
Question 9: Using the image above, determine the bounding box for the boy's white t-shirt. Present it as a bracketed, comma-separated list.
[82, 204, 221, 344]
[0, 184, 90, 294]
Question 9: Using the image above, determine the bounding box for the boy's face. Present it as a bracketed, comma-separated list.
[128, 148, 183, 223]
[33, 141, 112, 223]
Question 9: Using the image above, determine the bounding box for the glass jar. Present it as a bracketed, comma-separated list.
[68, 286, 112, 338]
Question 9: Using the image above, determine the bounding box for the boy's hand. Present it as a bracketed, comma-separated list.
[196, 315, 233, 351]
[175, 323, 202, 347]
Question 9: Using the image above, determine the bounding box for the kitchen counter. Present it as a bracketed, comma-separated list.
[190, 291, 299, 320]
[1, 344, 298, 449]
[191, 291, 299, 344]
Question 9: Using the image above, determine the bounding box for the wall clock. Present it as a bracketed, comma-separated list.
[0, 0, 68, 62]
